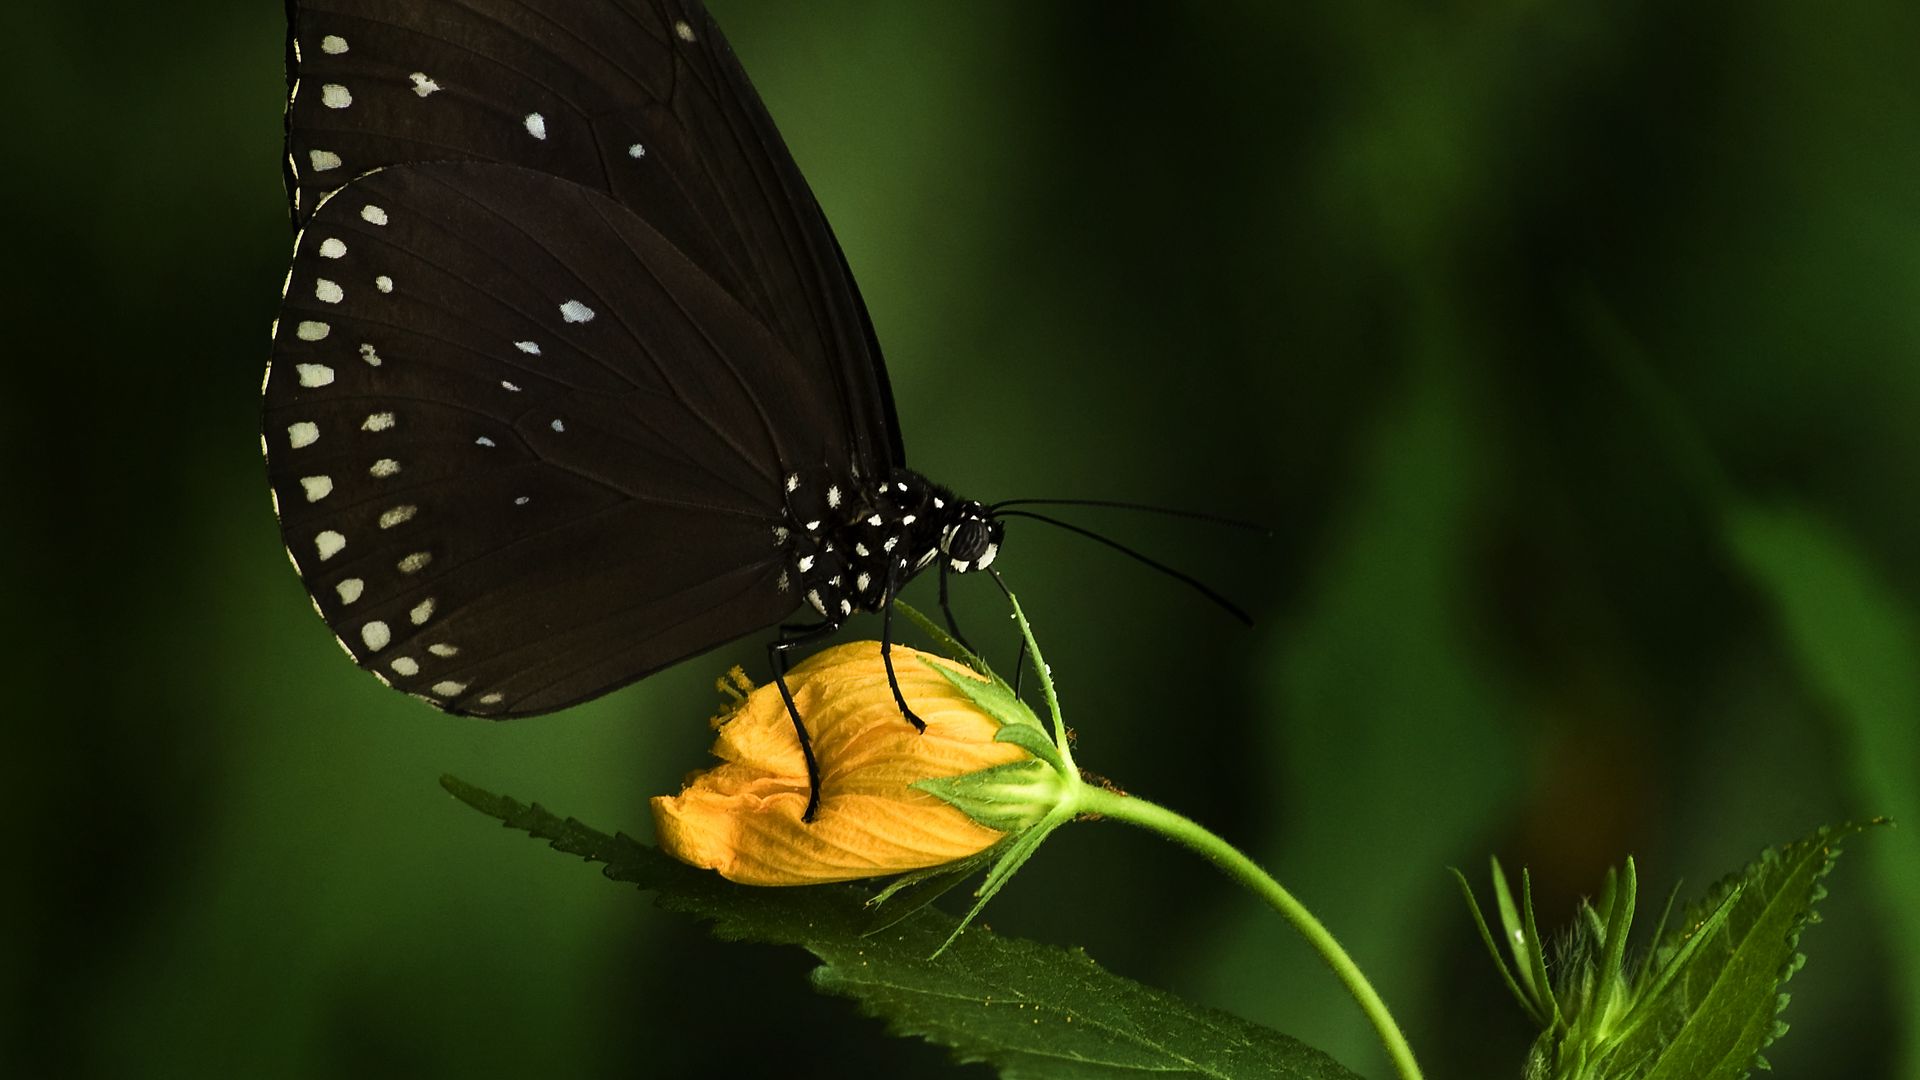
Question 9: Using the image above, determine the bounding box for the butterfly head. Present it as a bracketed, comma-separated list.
[939, 501, 1002, 575]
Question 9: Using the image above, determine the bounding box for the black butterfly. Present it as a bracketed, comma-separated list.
[262, 1, 1015, 805]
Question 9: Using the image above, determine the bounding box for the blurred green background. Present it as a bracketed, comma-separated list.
[5, 1, 1917, 1076]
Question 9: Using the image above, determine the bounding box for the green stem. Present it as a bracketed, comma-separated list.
[1076, 786, 1424, 1080]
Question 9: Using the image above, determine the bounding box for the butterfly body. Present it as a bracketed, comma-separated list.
[777, 467, 1001, 621]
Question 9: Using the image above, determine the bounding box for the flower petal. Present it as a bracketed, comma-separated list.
[652, 643, 1028, 885]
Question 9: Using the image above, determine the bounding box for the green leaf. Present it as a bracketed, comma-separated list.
[1721, 502, 1920, 1078]
[441, 776, 1363, 1080]
[1617, 822, 1873, 1080]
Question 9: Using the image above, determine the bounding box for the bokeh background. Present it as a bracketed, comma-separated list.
[6, 1, 1918, 1076]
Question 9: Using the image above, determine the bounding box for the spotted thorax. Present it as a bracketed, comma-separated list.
[775, 468, 1002, 622]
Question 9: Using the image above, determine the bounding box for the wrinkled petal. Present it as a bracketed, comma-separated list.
[651, 643, 1028, 885]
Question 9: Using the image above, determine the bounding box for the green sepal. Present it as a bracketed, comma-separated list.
[934, 808, 1074, 957]
[915, 760, 1064, 834]
[861, 841, 1010, 936]
[921, 656, 1043, 731]
[919, 654, 1070, 780]
[1453, 863, 1542, 1025]
[893, 600, 994, 679]
[990, 717, 1066, 771]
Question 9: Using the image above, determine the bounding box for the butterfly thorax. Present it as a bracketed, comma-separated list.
[777, 467, 1001, 622]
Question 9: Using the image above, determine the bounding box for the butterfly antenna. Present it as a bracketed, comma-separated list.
[989, 498, 1272, 535]
[993, 510, 1254, 625]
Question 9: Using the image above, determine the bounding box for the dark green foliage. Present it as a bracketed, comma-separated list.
[442, 777, 1364, 1080]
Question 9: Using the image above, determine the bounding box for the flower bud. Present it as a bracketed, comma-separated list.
[652, 642, 1039, 885]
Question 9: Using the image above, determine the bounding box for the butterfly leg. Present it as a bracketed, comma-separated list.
[880, 589, 929, 735]
[938, 561, 976, 655]
[768, 620, 842, 822]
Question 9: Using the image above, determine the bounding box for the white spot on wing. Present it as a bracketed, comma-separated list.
[336, 578, 364, 605]
[361, 412, 395, 432]
[361, 204, 388, 226]
[300, 475, 334, 502]
[398, 551, 431, 573]
[320, 83, 352, 109]
[428, 643, 458, 658]
[315, 530, 346, 561]
[559, 299, 595, 323]
[674, 19, 696, 41]
[391, 656, 419, 676]
[827, 485, 841, 509]
[378, 504, 417, 529]
[358, 343, 382, 366]
[478, 692, 505, 705]
[318, 238, 346, 259]
[628, 143, 646, 158]
[374, 275, 393, 294]
[295, 320, 331, 341]
[409, 73, 441, 97]
[287, 422, 319, 449]
[361, 621, 391, 652]
[514, 496, 529, 506]
[524, 113, 547, 140]
[474, 436, 496, 448]
[550, 419, 565, 433]
[314, 279, 343, 304]
[321, 34, 348, 54]
[309, 149, 342, 172]
[369, 458, 400, 478]
[295, 363, 334, 387]
[515, 340, 541, 355]
[410, 598, 435, 625]
[432, 679, 466, 697]
[501, 380, 521, 392]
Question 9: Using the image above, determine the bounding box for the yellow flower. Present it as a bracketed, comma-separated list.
[652, 642, 1033, 885]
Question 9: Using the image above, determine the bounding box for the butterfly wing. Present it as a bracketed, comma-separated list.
[282, 0, 903, 466]
[265, 161, 854, 715]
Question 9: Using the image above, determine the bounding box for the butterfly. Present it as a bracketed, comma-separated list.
[262, 1, 1016, 810]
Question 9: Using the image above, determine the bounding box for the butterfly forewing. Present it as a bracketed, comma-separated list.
[284, 0, 902, 465]
[266, 161, 849, 715]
